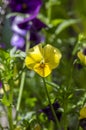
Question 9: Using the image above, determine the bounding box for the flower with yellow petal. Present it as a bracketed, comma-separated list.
[77, 50, 86, 65]
[79, 106, 86, 119]
[25, 44, 62, 77]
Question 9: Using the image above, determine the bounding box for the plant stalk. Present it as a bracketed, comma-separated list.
[16, 32, 30, 117]
[42, 77, 61, 130]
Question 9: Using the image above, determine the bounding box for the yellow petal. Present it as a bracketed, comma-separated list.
[77, 51, 86, 65]
[25, 44, 43, 69]
[43, 44, 62, 69]
[79, 106, 86, 119]
[34, 63, 51, 77]
[25, 44, 62, 77]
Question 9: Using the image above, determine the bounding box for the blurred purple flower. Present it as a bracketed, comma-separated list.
[18, 18, 46, 45]
[11, 16, 46, 49]
[11, 33, 25, 48]
[0, 43, 6, 49]
[18, 18, 47, 31]
[10, 16, 26, 49]
[39, 101, 62, 122]
[30, 32, 45, 47]
[8, 0, 42, 20]
[11, 16, 27, 36]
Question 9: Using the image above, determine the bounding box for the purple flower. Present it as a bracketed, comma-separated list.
[0, 43, 6, 49]
[18, 18, 47, 31]
[10, 16, 26, 49]
[11, 16, 27, 36]
[39, 101, 62, 122]
[11, 16, 46, 49]
[8, 0, 42, 20]
[11, 33, 25, 49]
[30, 32, 45, 46]
[18, 18, 46, 45]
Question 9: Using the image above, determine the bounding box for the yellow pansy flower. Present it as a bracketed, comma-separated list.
[25, 44, 62, 77]
[79, 106, 86, 119]
[77, 51, 86, 65]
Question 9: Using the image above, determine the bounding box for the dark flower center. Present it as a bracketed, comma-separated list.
[40, 60, 45, 69]
[22, 3, 27, 9]
[40, 63, 45, 68]
[40, 61, 45, 68]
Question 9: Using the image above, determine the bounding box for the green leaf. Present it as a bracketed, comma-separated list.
[0, 49, 10, 60]
[10, 47, 26, 58]
[45, 80, 60, 89]
[68, 94, 73, 99]
[51, 19, 64, 26]
[1, 95, 10, 107]
[26, 98, 37, 107]
[55, 19, 80, 35]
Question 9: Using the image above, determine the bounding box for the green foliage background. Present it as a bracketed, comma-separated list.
[0, 0, 86, 130]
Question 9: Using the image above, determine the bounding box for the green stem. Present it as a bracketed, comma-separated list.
[16, 71, 26, 112]
[2, 81, 14, 130]
[48, 0, 52, 23]
[8, 80, 14, 130]
[16, 32, 30, 116]
[72, 41, 79, 55]
[62, 101, 68, 130]
[7, 105, 13, 130]
[42, 78, 61, 130]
